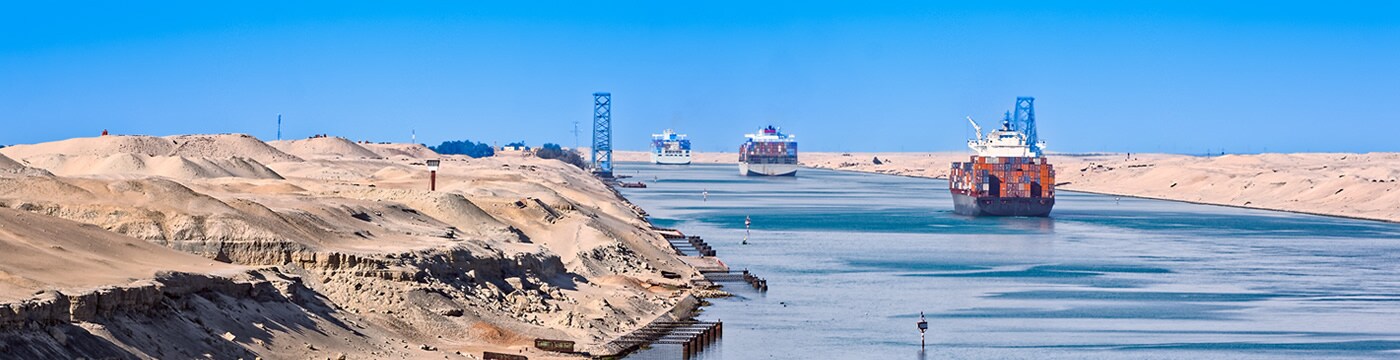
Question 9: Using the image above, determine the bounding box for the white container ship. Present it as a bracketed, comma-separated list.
[738, 126, 798, 176]
[650, 129, 692, 165]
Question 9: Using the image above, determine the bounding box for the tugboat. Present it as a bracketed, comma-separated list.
[949, 102, 1055, 216]
[650, 129, 692, 165]
[738, 126, 798, 176]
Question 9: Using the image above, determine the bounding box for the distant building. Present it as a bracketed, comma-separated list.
[500, 142, 531, 156]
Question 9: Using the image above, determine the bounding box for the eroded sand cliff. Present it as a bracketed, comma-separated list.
[1, 136, 699, 359]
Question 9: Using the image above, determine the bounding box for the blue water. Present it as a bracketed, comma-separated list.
[617, 163, 1400, 359]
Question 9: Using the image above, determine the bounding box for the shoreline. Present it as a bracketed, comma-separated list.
[811, 163, 1400, 225]
[1050, 187, 1400, 225]
[611, 151, 1400, 225]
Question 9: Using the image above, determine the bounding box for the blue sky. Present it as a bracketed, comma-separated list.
[2, 1, 1396, 153]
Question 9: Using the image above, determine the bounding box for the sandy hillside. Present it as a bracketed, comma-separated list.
[269, 136, 382, 160]
[361, 142, 441, 159]
[1054, 152, 1400, 222]
[167, 134, 303, 163]
[0, 135, 704, 359]
[0, 206, 244, 303]
[0, 134, 293, 180]
[0, 153, 49, 176]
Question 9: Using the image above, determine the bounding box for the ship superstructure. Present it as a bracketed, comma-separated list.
[738, 126, 798, 176]
[949, 98, 1055, 216]
[650, 129, 692, 165]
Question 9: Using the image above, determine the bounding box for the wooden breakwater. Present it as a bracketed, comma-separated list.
[657, 228, 717, 257]
[600, 226, 768, 358]
[697, 267, 768, 292]
[612, 320, 723, 358]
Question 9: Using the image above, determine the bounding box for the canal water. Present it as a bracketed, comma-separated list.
[617, 163, 1400, 359]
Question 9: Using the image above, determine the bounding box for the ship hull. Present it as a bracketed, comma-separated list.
[739, 162, 797, 176]
[951, 192, 1054, 217]
[651, 152, 691, 165]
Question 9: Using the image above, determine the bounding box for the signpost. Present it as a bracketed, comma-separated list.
[426, 159, 440, 191]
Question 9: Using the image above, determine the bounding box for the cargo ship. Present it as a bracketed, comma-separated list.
[650, 129, 692, 165]
[738, 126, 798, 176]
[949, 114, 1055, 216]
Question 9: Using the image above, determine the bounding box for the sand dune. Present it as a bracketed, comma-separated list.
[269, 136, 381, 160]
[1, 134, 295, 180]
[0, 135, 180, 159]
[0, 153, 24, 170]
[361, 142, 441, 159]
[15, 153, 282, 179]
[1056, 152, 1400, 222]
[167, 133, 303, 163]
[1, 134, 300, 164]
[0, 153, 50, 176]
[0, 206, 245, 302]
[0, 135, 700, 358]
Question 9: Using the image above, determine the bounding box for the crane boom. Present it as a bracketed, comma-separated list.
[966, 116, 984, 141]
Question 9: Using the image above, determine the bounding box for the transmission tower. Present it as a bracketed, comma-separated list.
[1013, 97, 1041, 156]
[572, 119, 580, 149]
[591, 92, 613, 176]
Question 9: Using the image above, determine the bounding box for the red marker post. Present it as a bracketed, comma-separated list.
[426, 159, 440, 191]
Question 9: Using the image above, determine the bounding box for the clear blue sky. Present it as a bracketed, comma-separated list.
[2, 1, 1396, 153]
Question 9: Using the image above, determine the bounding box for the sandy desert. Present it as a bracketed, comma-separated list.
[0, 135, 707, 359]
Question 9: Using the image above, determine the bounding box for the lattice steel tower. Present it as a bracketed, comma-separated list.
[591, 92, 613, 176]
[1013, 97, 1041, 156]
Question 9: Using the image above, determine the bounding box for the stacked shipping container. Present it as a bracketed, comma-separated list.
[653, 139, 691, 152]
[739, 141, 797, 164]
[949, 156, 1055, 199]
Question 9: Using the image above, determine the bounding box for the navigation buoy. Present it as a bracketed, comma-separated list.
[917, 312, 929, 348]
[742, 215, 751, 245]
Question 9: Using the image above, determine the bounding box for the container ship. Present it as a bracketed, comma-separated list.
[949, 109, 1055, 216]
[738, 126, 798, 176]
[650, 129, 692, 165]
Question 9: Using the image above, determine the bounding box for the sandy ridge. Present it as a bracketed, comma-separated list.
[0, 135, 702, 359]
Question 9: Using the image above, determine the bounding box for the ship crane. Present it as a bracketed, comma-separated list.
[966, 116, 983, 141]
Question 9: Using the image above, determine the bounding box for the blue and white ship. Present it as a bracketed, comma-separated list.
[651, 129, 692, 165]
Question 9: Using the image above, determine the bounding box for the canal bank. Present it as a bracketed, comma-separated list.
[617, 162, 1400, 359]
